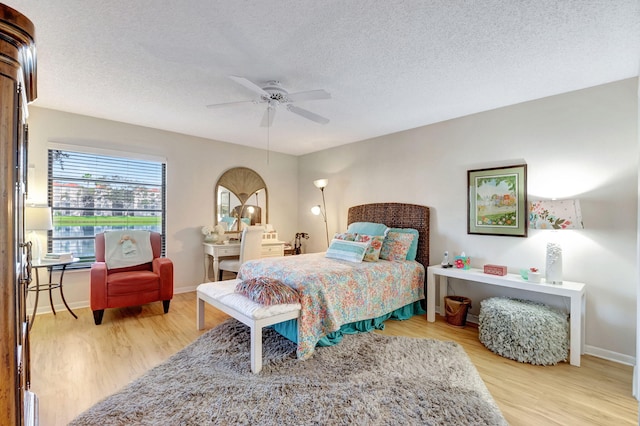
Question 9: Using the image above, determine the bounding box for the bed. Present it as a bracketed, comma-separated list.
[237, 202, 430, 360]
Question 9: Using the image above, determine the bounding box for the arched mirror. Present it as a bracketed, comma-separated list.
[214, 167, 268, 232]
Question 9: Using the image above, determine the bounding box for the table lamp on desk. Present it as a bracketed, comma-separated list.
[25, 205, 53, 263]
[529, 199, 584, 284]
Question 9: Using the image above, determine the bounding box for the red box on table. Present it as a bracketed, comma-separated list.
[483, 264, 507, 276]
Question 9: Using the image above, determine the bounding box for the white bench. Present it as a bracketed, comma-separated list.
[196, 279, 301, 373]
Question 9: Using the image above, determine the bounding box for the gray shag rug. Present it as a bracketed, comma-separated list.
[70, 319, 507, 425]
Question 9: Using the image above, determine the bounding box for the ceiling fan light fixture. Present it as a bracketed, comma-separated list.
[207, 75, 331, 127]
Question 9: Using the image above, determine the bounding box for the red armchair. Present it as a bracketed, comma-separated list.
[90, 232, 173, 325]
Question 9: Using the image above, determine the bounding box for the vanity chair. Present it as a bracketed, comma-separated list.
[218, 226, 264, 280]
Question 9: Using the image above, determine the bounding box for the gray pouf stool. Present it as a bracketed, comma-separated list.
[478, 297, 569, 365]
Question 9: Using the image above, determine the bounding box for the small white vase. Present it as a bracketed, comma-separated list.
[529, 272, 542, 283]
[204, 234, 217, 243]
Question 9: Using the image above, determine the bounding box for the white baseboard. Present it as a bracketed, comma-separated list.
[31, 284, 200, 317]
[447, 312, 636, 367]
[30, 300, 89, 315]
[584, 344, 635, 366]
[174, 284, 198, 294]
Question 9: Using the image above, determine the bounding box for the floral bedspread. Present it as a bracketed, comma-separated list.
[237, 252, 425, 360]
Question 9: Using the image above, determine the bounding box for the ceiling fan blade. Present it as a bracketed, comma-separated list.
[206, 100, 255, 109]
[286, 89, 331, 103]
[286, 104, 329, 125]
[260, 106, 276, 127]
[229, 75, 269, 97]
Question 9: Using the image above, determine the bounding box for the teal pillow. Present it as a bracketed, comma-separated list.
[325, 239, 368, 263]
[386, 228, 419, 261]
[346, 221, 388, 236]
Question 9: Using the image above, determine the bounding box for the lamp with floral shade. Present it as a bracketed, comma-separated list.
[529, 199, 584, 284]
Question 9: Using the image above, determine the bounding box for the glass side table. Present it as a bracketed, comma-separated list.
[29, 258, 79, 329]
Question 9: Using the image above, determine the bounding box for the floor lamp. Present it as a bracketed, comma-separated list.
[311, 178, 329, 247]
[25, 206, 53, 263]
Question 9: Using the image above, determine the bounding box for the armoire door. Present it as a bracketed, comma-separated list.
[0, 4, 37, 425]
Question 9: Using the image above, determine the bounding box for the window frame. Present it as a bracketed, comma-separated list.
[46, 144, 167, 268]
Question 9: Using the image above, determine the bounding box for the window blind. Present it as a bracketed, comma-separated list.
[47, 149, 166, 267]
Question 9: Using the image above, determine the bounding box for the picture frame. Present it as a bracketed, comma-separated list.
[467, 164, 527, 237]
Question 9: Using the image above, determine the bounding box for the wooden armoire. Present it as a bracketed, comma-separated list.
[0, 4, 38, 425]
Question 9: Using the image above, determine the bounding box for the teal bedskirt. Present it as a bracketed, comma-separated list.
[272, 300, 426, 347]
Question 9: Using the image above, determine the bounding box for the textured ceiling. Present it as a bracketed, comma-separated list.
[4, 1, 640, 156]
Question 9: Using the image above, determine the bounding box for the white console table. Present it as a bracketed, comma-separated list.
[203, 240, 285, 282]
[427, 265, 586, 367]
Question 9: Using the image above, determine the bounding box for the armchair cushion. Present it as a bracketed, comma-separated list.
[107, 271, 160, 293]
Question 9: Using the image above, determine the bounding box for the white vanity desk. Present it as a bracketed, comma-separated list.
[203, 240, 285, 282]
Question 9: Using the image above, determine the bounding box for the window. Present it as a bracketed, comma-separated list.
[48, 148, 166, 267]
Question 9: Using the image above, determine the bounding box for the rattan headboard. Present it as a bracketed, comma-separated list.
[347, 203, 430, 268]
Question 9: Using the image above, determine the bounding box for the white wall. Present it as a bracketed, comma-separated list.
[299, 79, 638, 363]
[26, 107, 299, 309]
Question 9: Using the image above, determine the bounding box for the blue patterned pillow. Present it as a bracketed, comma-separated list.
[385, 228, 420, 260]
[380, 231, 415, 261]
[354, 234, 385, 262]
[333, 232, 357, 241]
[325, 238, 368, 263]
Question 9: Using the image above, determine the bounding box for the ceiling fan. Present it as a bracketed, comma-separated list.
[206, 76, 331, 127]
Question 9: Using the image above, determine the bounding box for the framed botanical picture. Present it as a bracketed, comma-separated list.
[467, 164, 527, 237]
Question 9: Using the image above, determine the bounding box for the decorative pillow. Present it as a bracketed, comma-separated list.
[346, 221, 389, 236]
[386, 228, 420, 260]
[333, 232, 357, 241]
[354, 234, 385, 262]
[235, 277, 299, 305]
[380, 231, 415, 261]
[325, 238, 368, 263]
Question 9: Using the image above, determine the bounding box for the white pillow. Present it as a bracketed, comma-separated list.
[325, 238, 368, 263]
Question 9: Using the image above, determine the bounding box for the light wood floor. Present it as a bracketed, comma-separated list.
[30, 291, 637, 425]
